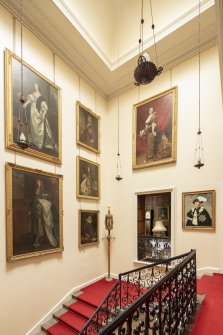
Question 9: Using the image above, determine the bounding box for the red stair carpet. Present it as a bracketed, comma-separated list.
[45, 278, 117, 335]
[191, 273, 223, 335]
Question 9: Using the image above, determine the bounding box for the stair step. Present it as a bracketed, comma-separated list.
[43, 321, 78, 335]
[55, 310, 87, 332]
[65, 299, 96, 319]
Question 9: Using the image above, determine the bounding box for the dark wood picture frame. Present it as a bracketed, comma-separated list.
[78, 210, 99, 247]
[133, 87, 177, 169]
[182, 190, 216, 231]
[76, 101, 100, 154]
[5, 49, 62, 164]
[6, 163, 63, 261]
[76, 156, 100, 200]
[156, 206, 169, 221]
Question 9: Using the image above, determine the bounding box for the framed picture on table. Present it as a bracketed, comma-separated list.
[5, 49, 62, 164]
[132, 86, 177, 169]
[5, 163, 63, 261]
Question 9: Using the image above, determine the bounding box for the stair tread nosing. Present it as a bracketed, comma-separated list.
[67, 300, 96, 319]
[46, 322, 78, 335]
[56, 310, 87, 332]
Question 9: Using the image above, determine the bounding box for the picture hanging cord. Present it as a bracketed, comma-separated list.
[94, 89, 98, 164]
[149, 0, 159, 68]
[78, 76, 81, 102]
[169, 68, 172, 88]
[137, 85, 141, 102]
[13, 15, 16, 53]
[53, 52, 56, 84]
[78, 76, 81, 157]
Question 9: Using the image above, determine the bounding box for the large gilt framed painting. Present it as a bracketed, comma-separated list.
[76, 101, 100, 154]
[132, 87, 177, 169]
[5, 49, 62, 164]
[76, 156, 100, 200]
[182, 190, 216, 231]
[6, 163, 63, 261]
[79, 210, 99, 248]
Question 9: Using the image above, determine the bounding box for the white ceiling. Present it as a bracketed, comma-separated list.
[0, 0, 222, 100]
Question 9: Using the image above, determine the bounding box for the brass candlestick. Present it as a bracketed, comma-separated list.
[103, 207, 115, 281]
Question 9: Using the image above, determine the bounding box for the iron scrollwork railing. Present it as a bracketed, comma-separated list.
[79, 249, 196, 335]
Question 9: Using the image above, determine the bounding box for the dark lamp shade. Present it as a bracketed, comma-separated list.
[134, 55, 163, 86]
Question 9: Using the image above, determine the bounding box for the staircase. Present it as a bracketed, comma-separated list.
[40, 278, 117, 335]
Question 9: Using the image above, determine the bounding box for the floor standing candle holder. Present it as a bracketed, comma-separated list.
[103, 207, 115, 281]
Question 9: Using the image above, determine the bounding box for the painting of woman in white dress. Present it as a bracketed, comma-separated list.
[5, 49, 61, 164]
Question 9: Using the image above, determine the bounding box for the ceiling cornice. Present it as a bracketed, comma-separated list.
[0, 0, 219, 101]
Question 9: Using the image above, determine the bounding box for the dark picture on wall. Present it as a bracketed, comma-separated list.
[76, 101, 100, 153]
[132, 87, 177, 169]
[156, 206, 169, 221]
[5, 49, 62, 164]
[6, 163, 63, 261]
[182, 190, 216, 231]
[79, 210, 99, 247]
[77, 156, 100, 200]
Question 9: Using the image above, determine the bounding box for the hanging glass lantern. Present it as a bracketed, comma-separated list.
[17, 95, 29, 149]
[194, 130, 204, 168]
[17, 0, 30, 150]
[194, 0, 204, 169]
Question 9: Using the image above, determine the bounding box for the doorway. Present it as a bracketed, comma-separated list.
[134, 187, 176, 263]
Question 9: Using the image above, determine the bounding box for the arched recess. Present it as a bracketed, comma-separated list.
[133, 186, 176, 264]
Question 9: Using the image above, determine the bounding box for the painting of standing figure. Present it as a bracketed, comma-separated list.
[5, 49, 62, 164]
[76, 101, 100, 154]
[132, 87, 177, 169]
[76, 156, 100, 200]
[5, 163, 63, 261]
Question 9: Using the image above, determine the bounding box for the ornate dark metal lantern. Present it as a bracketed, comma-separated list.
[194, 0, 204, 169]
[17, 0, 29, 149]
[134, 0, 163, 86]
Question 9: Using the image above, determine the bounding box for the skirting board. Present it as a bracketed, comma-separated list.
[26, 272, 117, 335]
[197, 267, 220, 278]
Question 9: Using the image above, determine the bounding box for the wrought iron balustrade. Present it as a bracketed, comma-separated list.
[79, 249, 196, 335]
[138, 235, 171, 261]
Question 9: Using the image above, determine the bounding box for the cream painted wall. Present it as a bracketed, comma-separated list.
[0, 3, 223, 335]
[0, 5, 109, 335]
[108, 45, 223, 275]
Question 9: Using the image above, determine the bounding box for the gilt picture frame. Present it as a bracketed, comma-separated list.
[76, 156, 100, 200]
[132, 86, 177, 169]
[5, 49, 62, 164]
[182, 190, 216, 231]
[78, 209, 99, 248]
[76, 101, 100, 153]
[5, 163, 63, 261]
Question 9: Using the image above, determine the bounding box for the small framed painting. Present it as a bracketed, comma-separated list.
[182, 190, 216, 231]
[79, 210, 99, 247]
[5, 163, 63, 261]
[5, 49, 62, 164]
[76, 101, 100, 153]
[132, 86, 177, 169]
[76, 156, 100, 200]
[156, 206, 169, 221]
